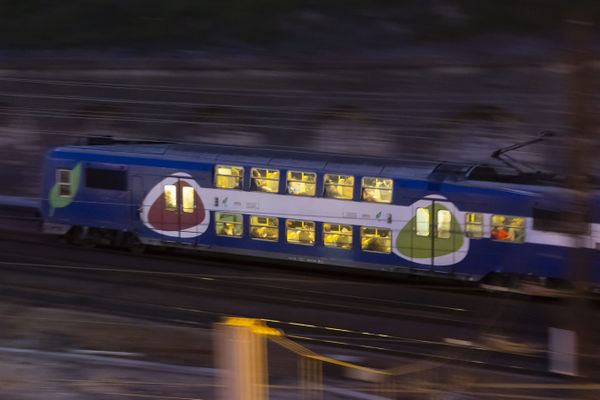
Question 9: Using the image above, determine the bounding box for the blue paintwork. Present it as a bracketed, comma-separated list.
[40, 143, 600, 285]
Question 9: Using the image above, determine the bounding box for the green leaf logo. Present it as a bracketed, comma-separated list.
[395, 203, 464, 259]
[49, 163, 82, 217]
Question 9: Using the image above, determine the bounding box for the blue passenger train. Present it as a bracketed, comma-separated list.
[40, 139, 600, 293]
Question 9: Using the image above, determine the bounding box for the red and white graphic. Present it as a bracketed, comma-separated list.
[140, 173, 209, 238]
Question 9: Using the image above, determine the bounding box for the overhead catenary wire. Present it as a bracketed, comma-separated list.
[0, 72, 578, 149]
[0, 80, 573, 162]
[0, 95, 575, 118]
[0, 72, 580, 199]
[0, 75, 584, 103]
[0, 84, 572, 157]
[0, 103, 571, 130]
[0, 113, 567, 148]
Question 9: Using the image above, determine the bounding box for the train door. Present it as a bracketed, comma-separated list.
[411, 199, 463, 272]
[133, 175, 201, 241]
[162, 177, 200, 240]
[130, 175, 145, 234]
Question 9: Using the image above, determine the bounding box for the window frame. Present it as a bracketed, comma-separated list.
[57, 169, 72, 198]
[214, 164, 244, 190]
[250, 167, 280, 193]
[249, 215, 279, 242]
[360, 227, 392, 254]
[323, 173, 355, 200]
[360, 177, 393, 204]
[215, 212, 244, 238]
[286, 170, 317, 197]
[322, 223, 353, 250]
[285, 219, 316, 246]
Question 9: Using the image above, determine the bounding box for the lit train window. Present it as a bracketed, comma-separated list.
[164, 184, 177, 211]
[360, 227, 392, 254]
[286, 171, 316, 196]
[250, 215, 279, 241]
[286, 220, 315, 246]
[437, 210, 451, 239]
[181, 186, 195, 213]
[215, 212, 243, 238]
[215, 165, 243, 190]
[490, 215, 525, 243]
[465, 212, 483, 239]
[416, 207, 430, 237]
[324, 174, 354, 200]
[250, 168, 280, 193]
[323, 224, 353, 249]
[361, 177, 393, 203]
[57, 169, 72, 197]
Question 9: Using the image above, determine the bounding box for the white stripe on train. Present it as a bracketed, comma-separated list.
[140, 175, 599, 266]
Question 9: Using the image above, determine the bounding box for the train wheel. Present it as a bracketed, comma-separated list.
[127, 235, 146, 254]
[66, 226, 96, 248]
[479, 272, 512, 293]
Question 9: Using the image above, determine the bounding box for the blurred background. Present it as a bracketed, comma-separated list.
[1, 2, 600, 399]
[1, 0, 599, 196]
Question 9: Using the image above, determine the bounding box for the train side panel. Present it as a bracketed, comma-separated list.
[39, 145, 600, 288]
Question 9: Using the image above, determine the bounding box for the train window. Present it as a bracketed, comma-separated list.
[465, 212, 483, 239]
[86, 168, 127, 191]
[181, 186, 195, 213]
[361, 177, 393, 203]
[323, 223, 353, 249]
[215, 212, 243, 237]
[360, 227, 392, 254]
[416, 207, 430, 237]
[250, 215, 279, 241]
[437, 210, 451, 239]
[324, 174, 354, 200]
[491, 215, 525, 243]
[286, 171, 316, 196]
[215, 165, 243, 190]
[250, 168, 279, 193]
[57, 169, 72, 197]
[286, 220, 315, 246]
[533, 207, 588, 234]
[164, 184, 177, 211]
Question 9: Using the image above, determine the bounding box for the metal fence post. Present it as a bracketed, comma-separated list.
[215, 318, 274, 400]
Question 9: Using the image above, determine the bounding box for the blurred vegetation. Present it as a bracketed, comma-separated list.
[0, 0, 598, 48]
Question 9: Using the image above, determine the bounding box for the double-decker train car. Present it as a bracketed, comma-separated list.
[39, 140, 600, 293]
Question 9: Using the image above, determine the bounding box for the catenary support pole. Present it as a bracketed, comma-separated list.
[561, 14, 596, 382]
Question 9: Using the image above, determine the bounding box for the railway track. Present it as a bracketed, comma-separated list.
[0, 273, 549, 376]
[0, 229, 584, 377]
[0, 231, 560, 332]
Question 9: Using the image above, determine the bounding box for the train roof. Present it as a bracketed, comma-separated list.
[51, 142, 435, 179]
[49, 140, 592, 194]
